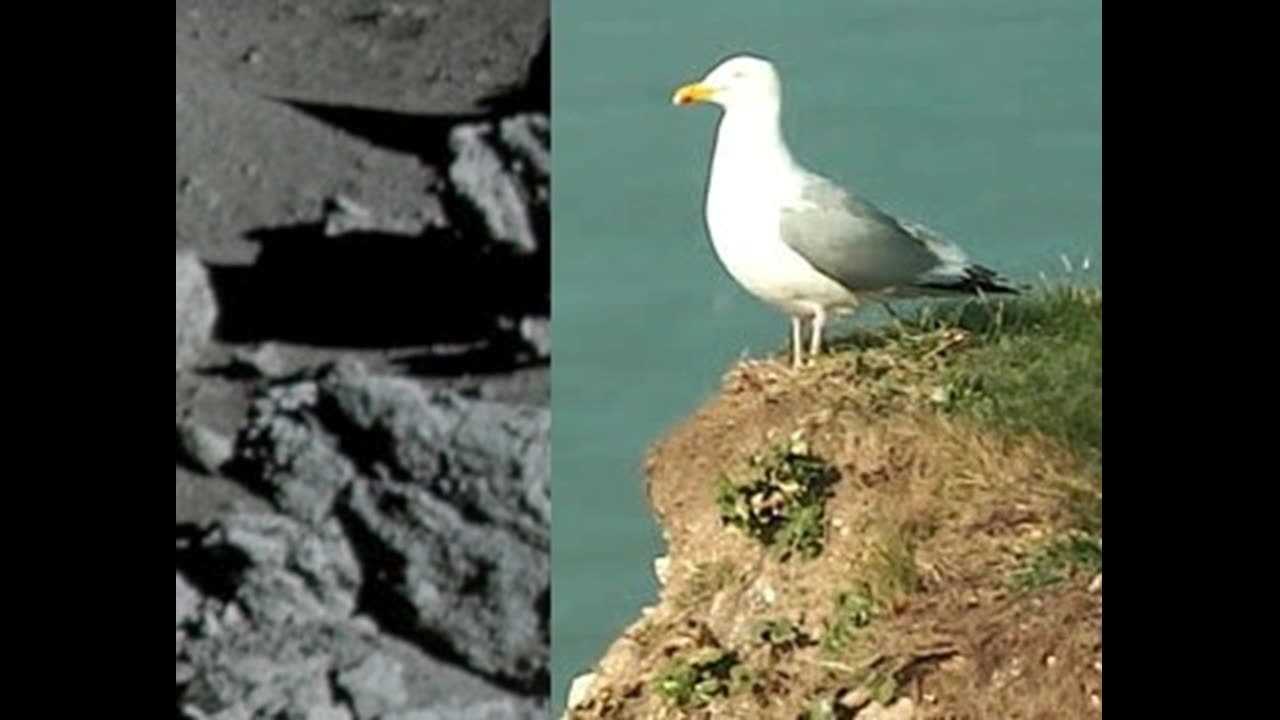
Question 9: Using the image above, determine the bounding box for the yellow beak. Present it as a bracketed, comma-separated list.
[672, 82, 716, 106]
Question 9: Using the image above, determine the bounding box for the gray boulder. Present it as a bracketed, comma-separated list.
[177, 251, 218, 371]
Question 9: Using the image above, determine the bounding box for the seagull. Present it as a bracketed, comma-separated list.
[672, 54, 1019, 368]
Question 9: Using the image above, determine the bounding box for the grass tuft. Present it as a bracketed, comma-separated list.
[1011, 531, 1102, 591]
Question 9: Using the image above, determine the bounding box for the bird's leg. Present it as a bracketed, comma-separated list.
[808, 307, 826, 364]
[791, 316, 804, 368]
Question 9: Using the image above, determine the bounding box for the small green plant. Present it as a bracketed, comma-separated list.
[749, 618, 810, 657]
[1011, 531, 1102, 591]
[716, 442, 839, 559]
[822, 582, 878, 656]
[804, 695, 840, 720]
[653, 647, 741, 709]
[729, 664, 760, 695]
[804, 668, 898, 719]
[861, 668, 900, 705]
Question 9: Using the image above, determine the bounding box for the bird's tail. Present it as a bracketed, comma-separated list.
[915, 264, 1022, 295]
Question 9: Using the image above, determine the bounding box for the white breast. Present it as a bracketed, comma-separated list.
[703, 121, 857, 316]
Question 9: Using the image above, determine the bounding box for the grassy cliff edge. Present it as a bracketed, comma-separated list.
[565, 287, 1102, 719]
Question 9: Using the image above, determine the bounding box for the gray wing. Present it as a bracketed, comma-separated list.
[779, 173, 986, 295]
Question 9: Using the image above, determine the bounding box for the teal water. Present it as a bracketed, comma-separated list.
[551, 0, 1101, 710]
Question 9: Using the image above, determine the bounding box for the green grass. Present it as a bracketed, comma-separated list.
[842, 286, 1103, 536]
[828, 287, 1101, 470]
[909, 287, 1102, 460]
[1011, 531, 1103, 591]
[904, 287, 1104, 590]
[864, 521, 922, 604]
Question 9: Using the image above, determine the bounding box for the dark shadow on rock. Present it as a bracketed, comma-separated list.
[277, 100, 484, 167]
[208, 224, 547, 349]
[276, 27, 546, 162]
[536, 587, 550, 646]
[176, 523, 249, 604]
